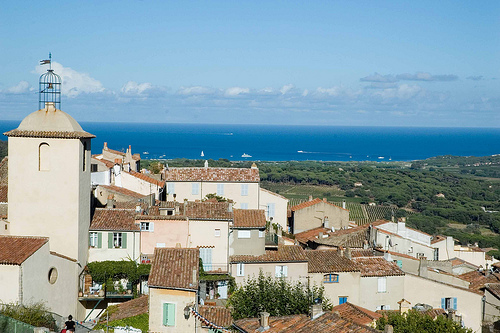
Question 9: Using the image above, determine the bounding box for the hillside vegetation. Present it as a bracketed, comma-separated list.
[0, 140, 6, 160]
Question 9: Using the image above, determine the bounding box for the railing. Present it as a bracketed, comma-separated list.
[265, 233, 278, 246]
[0, 313, 36, 333]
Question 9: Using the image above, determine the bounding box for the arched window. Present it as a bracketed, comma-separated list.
[39, 143, 50, 171]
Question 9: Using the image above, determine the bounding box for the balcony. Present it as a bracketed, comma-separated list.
[265, 233, 278, 247]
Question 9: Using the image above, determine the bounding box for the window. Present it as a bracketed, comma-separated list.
[108, 232, 127, 249]
[39, 143, 50, 171]
[259, 230, 265, 238]
[324, 274, 339, 283]
[377, 305, 391, 310]
[267, 203, 275, 218]
[140, 222, 154, 232]
[163, 303, 176, 326]
[395, 260, 403, 269]
[215, 229, 221, 237]
[217, 184, 224, 196]
[91, 164, 98, 172]
[275, 265, 288, 278]
[338, 297, 347, 305]
[241, 184, 248, 196]
[199, 248, 213, 271]
[434, 248, 439, 261]
[237, 263, 245, 276]
[238, 230, 251, 239]
[377, 277, 387, 293]
[192, 183, 200, 195]
[48, 268, 58, 284]
[417, 253, 425, 259]
[167, 183, 175, 195]
[240, 203, 249, 209]
[89, 232, 101, 248]
[441, 297, 457, 310]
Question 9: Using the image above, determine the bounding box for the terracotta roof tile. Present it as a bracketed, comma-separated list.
[90, 208, 140, 231]
[459, 270, 500, 290]
[354, 257, 404, 277]
[103, 295, 148, 322]
[0, 236, 48, 265]
[305, 250, 360, 273]
[163, 167, 259, 182]
[0, 185, 7, 202]
[50, 251, 77, 262]
[331, 302, 382, 326]
[291, 198, 348, 212]
[314, 228, 369, 249]
[149, 247, 199, 290]
[4, 129, 95, 139]
[98, 185, 147, 199]
[295, 227, 330, 244]
[230, 245, 307, 264]
[126, 170, 165, 187]
[92, 156, 116, 169]
[431, 235, 446, 244]
[484, 283, 500, 299]
[113, 201, 148, 210]
[449, 257, 478, 268]
[234, 312, 379, 333]
[422, 308, 446, 318]
[351, 249, 376, 258]
[233, 209, 266, 228]
[105, 148, 126, 156]
[198, 305, 233, 328]
[185, 201, 233, 220]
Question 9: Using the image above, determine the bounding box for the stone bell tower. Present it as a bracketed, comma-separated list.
[4, 57, 94, 267]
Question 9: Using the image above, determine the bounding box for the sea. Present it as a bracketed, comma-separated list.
[1, 120, 499, 162]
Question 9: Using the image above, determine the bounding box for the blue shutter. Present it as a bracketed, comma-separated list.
[396, 260, 403, 269]
[453, 297, 457, 310]
[122, 233, 127, 248]
[163, 303, 176, 326]
[97, 232, 102, 248]
[108, 232, 113, 249]
[441, 298, 446, 309]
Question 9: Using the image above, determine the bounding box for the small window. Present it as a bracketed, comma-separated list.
[259, 230, 265, 238]
[167, 183, 175, 195]
[324, 274, 339, 283]
[442, 297, 457, 310]
[275, 265, 288, 278]
[192, 183, 200, 195]
[82, 141, 87, 172]
[167, 210, 173, 216]
[241, 184, 248, 196]
[89, 232, 98, 248]
[237, 263, 245, 276]
[217, 184, 224, 196]
[48, 268, 58, 284]
[237, 230, 251, 239]
[163, 303, 176, 326]
[267, 203, 275, 218]
[417, 253, 425, 259]
[377, 277, 387, 293]
[378, 305, 391, 310]
[434, 248, 439, 261]
[339, 296, 347, 305]
[215, 229, 221, 237]
[108, 232, 127, 249]
[39, 143, 50, 171]
[240, 203, 249, 209]
[91, 164, 98, 172]
[141, 222, 154, 232]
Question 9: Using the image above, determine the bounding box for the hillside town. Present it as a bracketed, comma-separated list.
[1, 69, 500, 333]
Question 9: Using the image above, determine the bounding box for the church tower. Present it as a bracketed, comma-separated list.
[4, 60, 94, 267]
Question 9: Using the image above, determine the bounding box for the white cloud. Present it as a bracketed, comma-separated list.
[316, 86, 343, 96]
[302, 89, 309, 96]
[280, 84, 295, 94]
[6, 81, 31, 94]
[121, 81, 153, 96]
[224, 87, 250, 96]
[35, 62, 104, 98]
[360, 73, 397, 83]
[372, 84, 423, 100]
[177, 86, 216, 95]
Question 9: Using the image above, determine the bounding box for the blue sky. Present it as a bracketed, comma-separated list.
[0, 1, 499, 127]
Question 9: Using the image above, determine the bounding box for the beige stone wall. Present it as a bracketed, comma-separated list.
[293, 202, 349, 234]
[88, 231, 141, 262]
[403, 274, 482, 332]
[259, 189, 288, 231]
[149, 288, 196, 333]
[230, 262, 308, 286]
[309, 271, 361, 306]
[140, 220, 188, 255]
[8, 136, 91, 266]
[120, 172, 163, 199]
[484, 289, 500, 324]
[229, 228, 265, 256]
[358, 275, 405, 311]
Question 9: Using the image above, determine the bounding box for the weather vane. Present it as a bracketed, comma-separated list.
[40, 52, 52, 70]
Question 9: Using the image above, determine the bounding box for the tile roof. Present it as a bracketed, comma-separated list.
[184, 201, 233, 220]
[431, 235, 447, 244]
[198, 306, 233, 328]
[233, 209, 266, 228]
[331, 302, 382, 326]
[90, 208, 140, 231]
[4, 129, 95, 139]
[458, 270, 500, 290]
[305, 250, 360, 273]
[103, 295, 148, 322]
[230, 245, 307, 264]
[113, 200, 148, 210]
[92, 155, 116, 169]
[382, 250, 419, 261]
[291, 198, 348, 212]
[50, 251, 77, 262]
[354, 257, 404, 277]
[422, 308, 446, 319]
[314, 227, 369, 249]
[484, 283, 500, 300]
[163, 167, 260, 182]
[449, 257, 478, 268]
[126, 170, 165, 187]
[149, 247, 199, 290]
[0, 185, 7, 202]
[234, 312, 379, 333]
[0, 157, 7, 185]
[295, 227, 330, 245]
[0, 236, 48, 265]
[351, 249, 376, 258]
[98, 185, 146, 199]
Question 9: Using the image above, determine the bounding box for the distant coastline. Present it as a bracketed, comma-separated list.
[1, 120, 499, 162]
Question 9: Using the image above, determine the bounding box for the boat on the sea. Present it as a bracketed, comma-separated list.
[201, 151, 204, 157]
[378, 156, 384, 159]
[297, 150, 304, 153]
[143, 151, 149, 155]
[241, 153, 252, 158]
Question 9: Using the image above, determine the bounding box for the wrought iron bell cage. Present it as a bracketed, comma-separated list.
[39, 69, 61, 110]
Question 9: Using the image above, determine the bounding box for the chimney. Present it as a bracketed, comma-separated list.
[342, 200, 346, 209]
[228, 202, 233, 212]
[107, 194, 115, 208]
[323, 197, 327, 202]
[175, 200, 180, 215]
[103, 142, 108, 150]
[184, 199, 188, 214]
[310, 301, 323, 319]
[318, 232, 323, 239]
[308, 195, 313, 201]
[345, 247, 352, 260]
[259, 312, 270, 331]
[419, 258, 428, 278]
[339, 246, 344, 257]
[204, 160, 208, 168]
[251, 162, 258, 169]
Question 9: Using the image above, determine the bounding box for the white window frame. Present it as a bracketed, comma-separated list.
[267, 203, 275, 218]
[215, 228, 221, 237]
[167, 182, 175, 195]
[237, 263, 245, 276]
[113, 232, 122, 248]
[89, 232, 98, 247]
[217, 183, 225, 196]
[237, 230, 251, 239]
[192, 183, 200, 195]
[275, 265, 288, 278]
[377, 277, 387, 293]
[140, 222, 154, 232]
[241, 184, 249, 196]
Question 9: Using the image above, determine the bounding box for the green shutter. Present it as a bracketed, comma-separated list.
[108, 232, 113, 249]
[122, 233, 127, 248]
[163, 303, 168, 326]
[97, 233, 102, 248]
[163, 303, 175, 326]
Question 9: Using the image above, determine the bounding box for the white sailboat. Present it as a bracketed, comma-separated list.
[201, 151, 204, 157]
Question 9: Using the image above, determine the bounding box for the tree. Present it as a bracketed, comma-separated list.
[227, 271, 331, 320]
[375, 310, 472, 333]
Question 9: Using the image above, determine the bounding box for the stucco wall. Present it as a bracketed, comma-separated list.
[120, 172, 163, 199]
[375, 229, 435, 260]
[8, 137, 90, 265]
[358, 275, 405, 311]
[403, 274, 482, 332]
[293, 202, 349, 234]
[309, 271, 361, 306]
[259, 189, 288, 231]
[149, 288, 196, 333]
[230, 262, 308, 286]
[484, 289, 500, 324]
[0, 264, 20, 303]
[229, 228, 265, 256]
[88, 231, 141, 262]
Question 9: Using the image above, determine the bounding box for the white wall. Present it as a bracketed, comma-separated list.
[358, 275, 405, 311]
[309, 271, 361, 306]
[230, 262, 308, 286]
[259, 189, 288, 231]
[88, 231, 141, 262]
